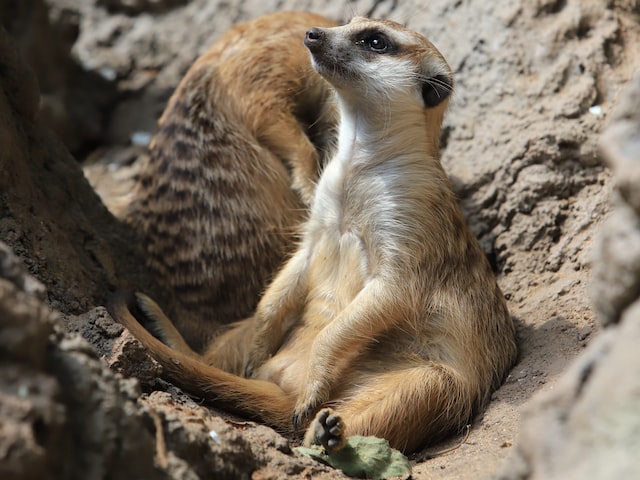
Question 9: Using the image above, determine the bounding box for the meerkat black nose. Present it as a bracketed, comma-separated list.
[305, 28, 325, 50]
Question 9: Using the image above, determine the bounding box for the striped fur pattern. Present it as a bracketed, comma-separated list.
[125, 12, 338, 349]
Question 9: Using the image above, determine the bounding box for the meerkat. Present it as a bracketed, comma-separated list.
[123, 12, 338, 350]
[109, 16, 518, 454]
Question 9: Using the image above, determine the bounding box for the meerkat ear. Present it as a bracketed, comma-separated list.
[421, 74, 453, 108]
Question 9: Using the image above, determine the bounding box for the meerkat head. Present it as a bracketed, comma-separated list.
[304, 17, 453, 110]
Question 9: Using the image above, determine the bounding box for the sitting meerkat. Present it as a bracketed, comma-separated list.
[109, 15, 518, 454]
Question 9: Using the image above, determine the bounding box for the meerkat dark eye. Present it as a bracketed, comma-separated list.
[367, 34, 389, 52]
[356, 31, 393, 53]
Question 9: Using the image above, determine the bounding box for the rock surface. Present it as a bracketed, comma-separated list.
[494, 71, 640, 480]
[0, 241, 159, 480]
[0, 0, 117, 155]
[0, 0, 639, 479]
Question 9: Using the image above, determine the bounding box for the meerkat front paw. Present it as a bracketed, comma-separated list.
[303, 408, 347, 453]
[292, 379, 330, 431]
[292, 401, 319, 432]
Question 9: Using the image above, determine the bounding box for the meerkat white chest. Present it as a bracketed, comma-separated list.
[303, 159, 371, 315]
[297, 14, 456, 321]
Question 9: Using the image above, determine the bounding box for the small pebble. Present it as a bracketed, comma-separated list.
[131, 131, 153, 147]
[588, 105, 603, 116]
[209, 430, 222, 445]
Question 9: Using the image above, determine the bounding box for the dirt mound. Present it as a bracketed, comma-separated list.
[1, 0, 639, 479]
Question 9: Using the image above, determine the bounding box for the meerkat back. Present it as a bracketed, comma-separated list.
[124, 12, 338, 350]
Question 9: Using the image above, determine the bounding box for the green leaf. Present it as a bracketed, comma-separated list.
[296, 435, 412, 479]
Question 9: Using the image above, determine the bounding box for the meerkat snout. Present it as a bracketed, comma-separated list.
[304, 28, 324, 49]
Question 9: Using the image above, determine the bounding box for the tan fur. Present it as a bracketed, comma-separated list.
[124, 12, 338, 350]
[110, 16, 517, 454]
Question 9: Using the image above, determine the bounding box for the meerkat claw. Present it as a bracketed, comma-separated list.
[292, 402, 317, 432]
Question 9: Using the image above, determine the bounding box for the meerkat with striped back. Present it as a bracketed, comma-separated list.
[123, 12, 338, 350]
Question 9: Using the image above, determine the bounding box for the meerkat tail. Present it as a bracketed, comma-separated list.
[107, 292, 295, 430]
[134, 292, 201, 358]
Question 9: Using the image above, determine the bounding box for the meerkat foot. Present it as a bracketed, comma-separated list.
[303, 408, 347, 453]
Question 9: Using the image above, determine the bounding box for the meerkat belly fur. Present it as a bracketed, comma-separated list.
[110, 15, 517, 453]
[124, 13, 337, 350]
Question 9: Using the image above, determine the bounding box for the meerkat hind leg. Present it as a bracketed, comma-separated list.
[313, 363, 471, 454]
[200, 317, 256, 375]
[304, 408, 347, 453]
